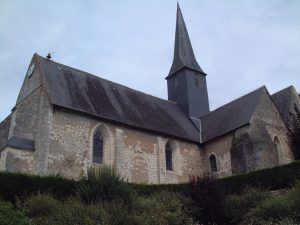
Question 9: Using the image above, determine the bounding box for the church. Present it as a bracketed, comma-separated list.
[0, 4, 299, 184]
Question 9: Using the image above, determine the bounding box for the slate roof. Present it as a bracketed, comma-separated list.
[35, 54, 200, 142]
[7, 136, 35, 151]
[271, 86, 300, 127]
[200, 87, 266, 142]
[167, 3, 205, 78]
[33, 54, 269, 144]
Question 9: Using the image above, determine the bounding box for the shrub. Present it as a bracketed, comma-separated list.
[130, 183, 188, 196]
[23, 193, 60, 219]
[187, 175, 226, 225]
[242, 181, 300, 224]
[131, 191, 193, 225]
[47, 198, 105, 225]
[240, 217, 299, 225]
[286, 182, 300, 221]
[225, 186, 268, 224]
[288, 104, 300, 160]
[77, 166, 133, 204]
[0, 201, 30, 225]
[246, 194, 291, 221]
[0, 172, 76, 202]
[220, 161, 300, 194]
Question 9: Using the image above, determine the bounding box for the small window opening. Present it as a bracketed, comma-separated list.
[209, 154, 217, 173]
[165, 142, 173, 171]
[93, 130, 103, 164]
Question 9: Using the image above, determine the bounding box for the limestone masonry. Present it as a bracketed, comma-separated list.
[0, 4, 299, 183]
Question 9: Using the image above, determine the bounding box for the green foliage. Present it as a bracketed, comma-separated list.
[240, 217, 299, 225]
[246, 195, 291, 222]
[225, 186, 269, 224]
[77, 166, 133, 204]
[131, 191, 193, 225]
[47, 198, 106, 225]
[188, 175, 226, 225]
[288, 104, 300, 160]
[130, 183, 188, 196]
[285, 182, 300, 221]
[221, 160, 300, 194]
[0, 201, 30, 225]
[1, 163, 300, 224]
[241, 182, 300, 224]
[21, 192, 193, 225]
[0, 171, 76, 202]
[23, 193, 61, 219]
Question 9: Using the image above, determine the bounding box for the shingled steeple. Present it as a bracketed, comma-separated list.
[167, 3, 205, 78]
[166, 3, 209, 120]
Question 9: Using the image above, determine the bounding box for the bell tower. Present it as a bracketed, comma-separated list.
[166, 4, 209, 119]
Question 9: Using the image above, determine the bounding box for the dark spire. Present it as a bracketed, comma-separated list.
[167, 3, 205, 78]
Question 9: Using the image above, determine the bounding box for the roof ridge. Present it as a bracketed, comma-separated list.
[200, 86, 266, 119]
[35, 54, 178, 105]
[271, 85, 294, 96]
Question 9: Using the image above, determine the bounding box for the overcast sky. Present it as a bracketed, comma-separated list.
[0, 0, 299, 121]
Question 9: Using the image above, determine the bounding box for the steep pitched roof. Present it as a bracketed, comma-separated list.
[271, 86, 300, 127]
[7, 136, 35, 151]
[200, 87, 266, 142]
[35, 54, 200, 142]
[167, 3, 205, 78]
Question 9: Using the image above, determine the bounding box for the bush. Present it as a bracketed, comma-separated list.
[220, 161, 300, 194]
[241, 217, 299, 225]
[130, 183, 188, 196]
[46, 198, 106, 225]
[288, 104, 300, 160]
[187, 175, 226, 225]
[23, 193, 60, 219]
[243, 182, 300, 224]
[77, 166, 133, 204]
[131, 191, 194, 225]
[286, 182, 300, 221]
[0, 172, 76, 202]
[246, 195, 291, 221]
[0, 201, 30, 225]
[225, 186, 268, 224]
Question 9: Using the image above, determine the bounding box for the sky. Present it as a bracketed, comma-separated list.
[0, 0, 299, 121]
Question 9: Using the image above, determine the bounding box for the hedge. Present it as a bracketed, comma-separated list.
[0, 172, 76, 202]
[0, 160, 300, 202]
[220, 160, 300, 194]
[132, 161, 300, 195]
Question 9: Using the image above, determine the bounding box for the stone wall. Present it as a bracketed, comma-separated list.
[0, 147, 34, 173]
[0, 115, 11, 150]
[203, 133, 233, 178]
[4, 58, 53, 175]
[47, 107, 203, 183]
[16, 59, 42, 104]
[250, 89, 293, 168]
[228, 90, 293, 176]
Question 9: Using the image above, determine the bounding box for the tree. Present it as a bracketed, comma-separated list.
[188, 175, 226, 225]
[288, 104, 300, 160]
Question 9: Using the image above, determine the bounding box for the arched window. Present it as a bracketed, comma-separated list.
[93, 130, 103, 164]
[209, 154, 217, 173]
[165, 141, 173, 171]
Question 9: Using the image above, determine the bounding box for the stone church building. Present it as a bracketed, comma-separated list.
[0, 5, 299, 183]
